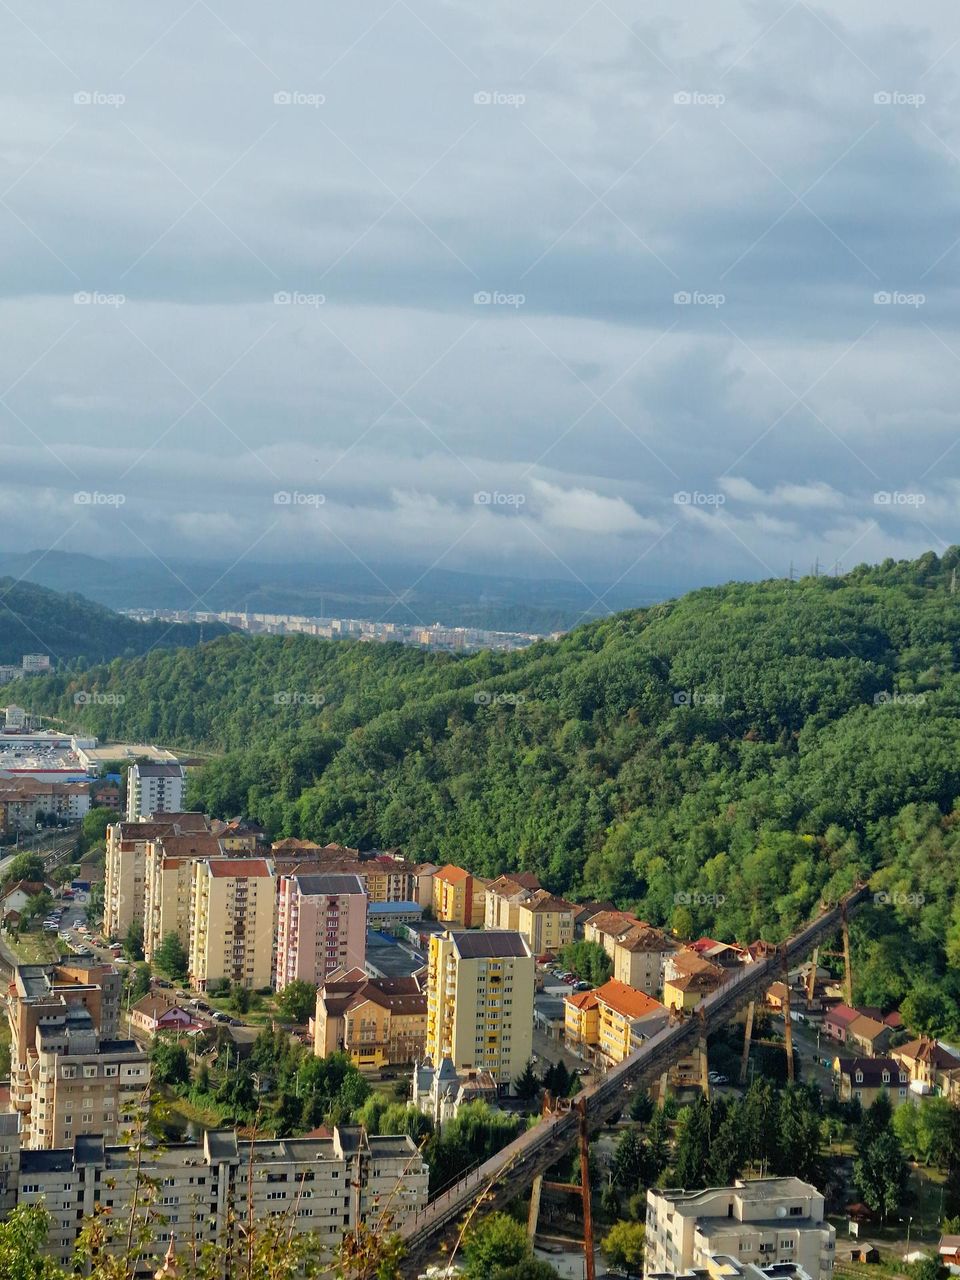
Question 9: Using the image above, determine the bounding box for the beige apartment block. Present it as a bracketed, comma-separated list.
[11, 1126, 427, 1272]
[6, 961, 148, 1150]
[516, 890, 576, 956]
[645, 1179, 836, 1280]
[484, 873, 542, 930]
[189, 859, 276, 991]
[611, 924, 679, 996]
[426, 930, 534, 1093]
[143, 832, 225, 959]
[104, 814, 213, 939]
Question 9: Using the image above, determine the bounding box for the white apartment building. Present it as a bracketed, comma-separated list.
[646, 1179, 835, 1280]
[10, 1125, 427, 1273]
[126, 761, 186, 821]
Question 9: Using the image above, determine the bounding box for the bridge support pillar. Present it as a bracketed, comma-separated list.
[739, 1001, 755, 1085]
[699, 1035, 710, 1098]
[806, 946, 819, 1009]
[842, 907, 853, 1006]
[527, 1173, 543, 1242]
[782, 965, 795, 1084]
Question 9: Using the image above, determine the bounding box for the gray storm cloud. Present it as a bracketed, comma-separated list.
[1, 0, 960, 596]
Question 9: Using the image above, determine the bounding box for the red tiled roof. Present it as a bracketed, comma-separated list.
[565, 989, 599, 1011]
[207, 859, 272, 878]
[594, 979, 666, 1020]
[434, 864, 471, 884]
[826, 1003, 859, 1027]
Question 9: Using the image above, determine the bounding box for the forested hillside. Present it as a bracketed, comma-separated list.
[0, 578, 231, 666]
[25, 549, 960, 1032]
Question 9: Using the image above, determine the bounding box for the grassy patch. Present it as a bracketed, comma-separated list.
[7, 931, 63, 965]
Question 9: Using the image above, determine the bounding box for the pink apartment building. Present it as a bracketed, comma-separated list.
[275, 873, 367, 990]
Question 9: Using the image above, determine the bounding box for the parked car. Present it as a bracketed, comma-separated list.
[212, 1012, 229, 1023]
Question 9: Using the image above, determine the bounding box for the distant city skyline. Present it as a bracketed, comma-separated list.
[2, 2, 960, 598]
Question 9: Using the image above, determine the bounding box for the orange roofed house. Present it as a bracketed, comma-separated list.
[432, 865, 485, 927]
[565, 978, 669, 1065]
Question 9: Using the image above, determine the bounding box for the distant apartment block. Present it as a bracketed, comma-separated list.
[21, 654, 52, 674]
[270, 841, 416, 903]
[90, 782, 120, 810]
[426, 930, 534, 1092]
[9, 1125, 427, 1272]
[412, 862, 440, 908]
[432, 865, 485, 927]
[189, 859, 276, 991]
[125, 761, 186, 821]
[583, 908, 647, 956]
[484, 873, 542, 930]
[6, 959, 149, 1150]
[516, 890, 576, 955]
[275, 873, 366, 990]
[314, 968, 427, 1068]
[0, 779, 91, 836]
[645, 1178, 836, 1280]
[610, 924, 679, 996]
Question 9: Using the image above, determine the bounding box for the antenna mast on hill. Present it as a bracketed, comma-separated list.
[951, 568, 957, 595]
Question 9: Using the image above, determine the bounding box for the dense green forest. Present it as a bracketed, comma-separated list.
[24, 548, 960, 1031]
[0, 578, 231, 666]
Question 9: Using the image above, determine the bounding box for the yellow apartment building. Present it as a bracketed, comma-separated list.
[189, 859, 276, 991]
[314, 971, 427, 1070]
[142, 832, 225, 959]
[433, 865, 484, 927]
[426, 930, 534, 1092]
[564, 978, 669, 1065]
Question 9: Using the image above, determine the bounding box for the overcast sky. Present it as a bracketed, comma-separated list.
[2, 0, 960, 599]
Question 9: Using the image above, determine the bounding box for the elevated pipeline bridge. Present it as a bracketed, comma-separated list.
[396, 883, 872, 1277]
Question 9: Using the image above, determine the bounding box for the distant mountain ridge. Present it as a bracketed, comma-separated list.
[0, 550, 660, 633]
[0, 577, 232, 667]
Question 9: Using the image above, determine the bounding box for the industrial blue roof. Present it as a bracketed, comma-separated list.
[367, 901, 421, 914]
